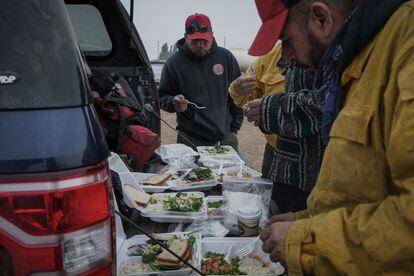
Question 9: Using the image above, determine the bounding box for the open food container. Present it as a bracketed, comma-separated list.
[214, 165, 262, 179]
[197, 145, 238, 156]
[117, 232, 202, 276]
[197, 237, 285, 275]
[109, 152, 130, 174]
[167, 167, 219, 191]
[141, 192, 208, 223]
[205, 196, 225, 219]
[131, 172, 173, 193]
[199, 155, 245, 169]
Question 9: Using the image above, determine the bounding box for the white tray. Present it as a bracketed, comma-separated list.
[118, 232, 201, 276]
[131, 172, 172, 193]
[198, 237, 285, 276]
[141, 192, 208, 223]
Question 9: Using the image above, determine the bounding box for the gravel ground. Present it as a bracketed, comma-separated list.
[160, 110, 266, 172]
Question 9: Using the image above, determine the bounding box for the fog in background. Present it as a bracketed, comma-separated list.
[122, 0, 261, 60]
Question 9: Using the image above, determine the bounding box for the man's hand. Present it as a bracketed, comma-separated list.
[266, 212, 295, 226]
[260, 221, 292, 263]
[244, 98, 263, 126]
[234, 73, 257, 96]
[172, 94, 188, 112]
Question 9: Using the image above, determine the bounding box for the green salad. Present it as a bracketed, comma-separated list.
[163, 192, 203, 212]
[201, 252, 246, 275]
[184, 167, 214, 183]
[207, 145, 231, 155]
[207, 200, 224, 209]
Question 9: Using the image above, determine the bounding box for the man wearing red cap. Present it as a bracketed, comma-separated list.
[247, 0, 414, 275]
[158, 13, 243, 150]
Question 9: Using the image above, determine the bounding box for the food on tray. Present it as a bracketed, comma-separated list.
[140, 173, 172, 186]
[205, 145, 232, 155]
[201, 252, 276, 275]
[207, 199, 224, 208]
[163, 192, 203, 212]
[183, 167, 215, 183]
[120, 235, 196, 274]
[238, 255, 274, 275]
[124, 185, 151, 207]
[155, 239, 191, 267]
[201, 252, 244, 275]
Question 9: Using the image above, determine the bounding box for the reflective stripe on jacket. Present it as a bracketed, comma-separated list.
[286, 2, 414, 275]
[229, 43, 285, 148]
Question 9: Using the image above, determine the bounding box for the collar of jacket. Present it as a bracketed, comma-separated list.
[339, 0, 409, 74]
[176, 37, 217, 60]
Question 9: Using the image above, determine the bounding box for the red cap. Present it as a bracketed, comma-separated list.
[185, 13, 213, 41]
[248, 0, 290, 56]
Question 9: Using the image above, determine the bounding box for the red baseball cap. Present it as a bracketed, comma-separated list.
[185, 13, 213, 41]
[249, 0, 299, 56]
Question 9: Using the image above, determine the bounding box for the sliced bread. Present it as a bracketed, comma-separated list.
[124, 184, 151, 208]
[156, 239, 190, 266]
[141, 173, 172, 186]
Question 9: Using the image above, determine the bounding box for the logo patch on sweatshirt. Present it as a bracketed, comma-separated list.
[212, 64, 224, 75]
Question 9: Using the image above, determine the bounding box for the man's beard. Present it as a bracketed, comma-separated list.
[306, 29, 326, 70]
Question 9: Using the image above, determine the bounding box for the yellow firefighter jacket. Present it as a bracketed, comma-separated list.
[229, 44, 285, 148]
[286, 2, 414, 275]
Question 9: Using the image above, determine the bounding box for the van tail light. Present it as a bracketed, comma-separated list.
[0, 163, 115, 275]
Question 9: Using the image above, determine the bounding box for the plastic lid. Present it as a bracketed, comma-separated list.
[236, 205, 261, 220]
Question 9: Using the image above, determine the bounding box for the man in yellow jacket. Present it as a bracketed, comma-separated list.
[249, 0, 414, 274]
[229, 43, 285, 178]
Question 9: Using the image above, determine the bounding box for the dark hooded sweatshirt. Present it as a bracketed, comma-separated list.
[158, 38, 243, 141]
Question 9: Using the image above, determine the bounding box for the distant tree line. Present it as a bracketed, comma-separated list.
[158, 43, 178, 60]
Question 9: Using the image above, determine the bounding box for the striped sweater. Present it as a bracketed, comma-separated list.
[259, 66, 325, 191]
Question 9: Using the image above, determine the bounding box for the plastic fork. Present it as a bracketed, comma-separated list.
[236, 236, 260, 258]
[187, 101, 206, 110]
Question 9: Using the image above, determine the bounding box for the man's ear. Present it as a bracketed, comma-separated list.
[308, 2, 334, 42]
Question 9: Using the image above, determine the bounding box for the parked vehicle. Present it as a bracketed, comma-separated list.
[0, 0, 159, 275]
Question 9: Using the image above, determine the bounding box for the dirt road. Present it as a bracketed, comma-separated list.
[160, 111, 266, 171]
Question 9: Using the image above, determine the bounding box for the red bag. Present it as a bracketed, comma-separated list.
[90, 71, 159, 167]
[120, 125, 160, 165]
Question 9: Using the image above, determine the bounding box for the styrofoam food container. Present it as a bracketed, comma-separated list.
[109, 152, 130, 174]
[117, 233, 201, 276]
[197, 145, 238, 156]
[131, 172, 172, 193]
[155, 143, 199, 162]
[141, 192, 208, 223]
[168, 179, 218, 192]
[205, 196, 225, 219]
[197, 237, 285, 275]
[199, 155, 244, 169]
[119, 172, 146, 211]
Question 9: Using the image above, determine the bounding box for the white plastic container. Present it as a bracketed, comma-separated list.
[155, 143, 199, 162]
[199, 155, 244, 169]
[141, 192, 208, 223]
[197, 237, 285, 276]
[117, 233, 201, 276]
[197, 145, 238, 156]
[205, 196, 225, 219]
[109, 152, 130, 174]
[119, 172, 146, 211]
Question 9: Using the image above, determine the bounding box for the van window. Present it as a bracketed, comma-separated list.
[67, 5, 113, 56]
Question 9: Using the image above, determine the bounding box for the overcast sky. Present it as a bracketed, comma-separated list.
[122, 0, 261, 60]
